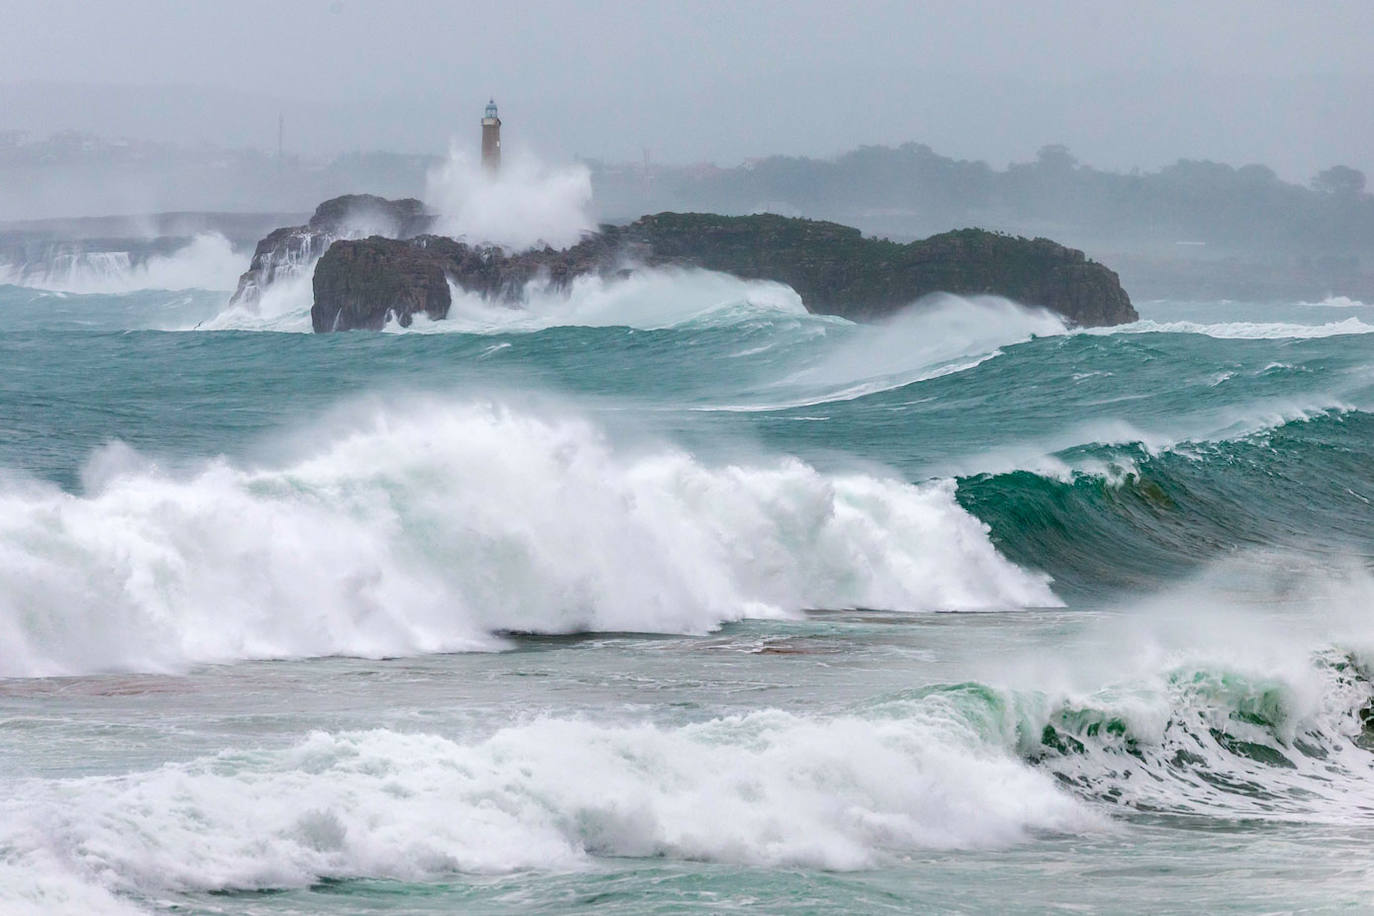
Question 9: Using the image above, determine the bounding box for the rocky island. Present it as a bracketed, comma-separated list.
[229, 196, 1137, 332]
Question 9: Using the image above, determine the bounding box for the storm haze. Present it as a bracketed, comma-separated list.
[2, 0, 1370, 179]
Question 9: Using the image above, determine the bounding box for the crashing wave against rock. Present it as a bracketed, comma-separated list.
[228, 195, 434, 308]
[233, 196, 1137, 332]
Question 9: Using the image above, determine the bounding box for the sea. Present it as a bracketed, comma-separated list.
[0, 251, 1371, 913]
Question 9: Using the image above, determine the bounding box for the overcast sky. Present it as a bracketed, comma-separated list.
[2, 0, 1371, 180]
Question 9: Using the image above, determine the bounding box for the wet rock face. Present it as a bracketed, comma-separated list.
[309, 231, 629, 331]
[309, 236, 452, 332]
[249, 200, 1138, 332]
[614, 214, 1137, 326]
[305, 195, 432, 239]
[228, 195, 435, 308]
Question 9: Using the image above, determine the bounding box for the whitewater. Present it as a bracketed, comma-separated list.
[0, 242, 1373, 912]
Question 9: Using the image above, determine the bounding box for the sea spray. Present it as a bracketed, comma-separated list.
[429, 266, 810, 333]
[8, 569, 1374, 902]
[2, 233, 244, 294]
[195, 268, 316, 331]
[715, 294, 1069, 410]
[0, 709, 1102, 902]
[425, 146, 595, 251]
[0, 399, 1057, 676]
[202, 263, 809, 334]
[1096, 316, 1374, 339]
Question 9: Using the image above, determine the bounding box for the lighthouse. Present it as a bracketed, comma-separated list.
[481, 99, 501, 172]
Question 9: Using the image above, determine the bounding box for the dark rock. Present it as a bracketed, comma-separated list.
[228, 195, 434, 307]
[306, 194, 432, 238]
[310, 235, 454, 331]
[616, 213, 1136, 326]
[282, 203, 1139, 332]
[311, 231, 628, 332]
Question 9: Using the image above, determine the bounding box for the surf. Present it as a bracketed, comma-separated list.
[0, 397, 1057, 677]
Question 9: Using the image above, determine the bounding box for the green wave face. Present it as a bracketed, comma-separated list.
[956, 409, 1374, 598]
[1, 278, 1374, 911]
[1, 283, 1369, 607]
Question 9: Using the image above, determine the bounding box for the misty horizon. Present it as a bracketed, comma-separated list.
[1, 0, 1372, 193]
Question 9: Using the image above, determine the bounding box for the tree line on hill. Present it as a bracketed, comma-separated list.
[590, 143, 1374, 256]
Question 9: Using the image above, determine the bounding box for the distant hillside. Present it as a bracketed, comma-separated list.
[589, 143, 1374, 257]
[588, 143, 1374, 302]
[4, 130, 1372, 301]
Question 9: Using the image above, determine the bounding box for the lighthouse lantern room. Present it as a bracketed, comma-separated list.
[481, 99, 501, 172]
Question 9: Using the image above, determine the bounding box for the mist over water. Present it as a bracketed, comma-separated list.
[425, 146, 595, 251]
[0, 232, 244, 294]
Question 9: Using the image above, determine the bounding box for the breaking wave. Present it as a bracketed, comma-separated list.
[425, 267, 811, 333]
[955, 409, 1374, 595]
[1300, 295, 1369, 309]
[425, 146, 595, 251]
[0, 233, 244, 294]
[0, 706, 1099, 907]
[704, 295, 1067, 410]
[194, 269, 315, 331]
[1101, 317, 1374, 339]
[0, 399, 1056, 677]
[8, 572, 1374, 906]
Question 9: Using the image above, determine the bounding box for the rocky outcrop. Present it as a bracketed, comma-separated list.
[311, 229, 637, 331]
[618, 213, 1137, 326]
[310, 236, 454, 332]
[308, 210, 1137, 332]
[228, 195, 433, 307]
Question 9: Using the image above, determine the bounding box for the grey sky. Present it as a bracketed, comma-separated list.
[2, 0, 1371, 180]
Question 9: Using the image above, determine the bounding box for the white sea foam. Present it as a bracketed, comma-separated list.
[393, 267, 810, 333]
[0, 708, 1099, 906]
[1300, 295, 1369, 309]
[200, 263, 809, 335]
[6, 559, 1373, 912]
[1100, 317, 1374, 339]
[992, 557, 1374, 822]
[425, 146, 594, 251]
[702, 294, 1068, 411]
[0, 400, 1056, 677]
[194, 269, 315, 332]
[1, 233, 245, 294]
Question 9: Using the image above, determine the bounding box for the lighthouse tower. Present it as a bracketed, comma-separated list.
[481, 99, 501, 172]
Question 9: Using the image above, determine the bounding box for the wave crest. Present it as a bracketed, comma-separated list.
[0, 400, 1056, 677]
[1, 233, 244, 294]
[0, 707, 1098, 905]
[1100, 317, 1374, 339]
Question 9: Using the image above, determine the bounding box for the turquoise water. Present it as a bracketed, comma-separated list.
[0, 276, 1372, 913]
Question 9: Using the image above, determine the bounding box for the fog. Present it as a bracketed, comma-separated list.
[1, 0, 1370, 182]
[3, 0, 1373, 308]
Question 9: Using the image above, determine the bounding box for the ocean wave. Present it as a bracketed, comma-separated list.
[921, 396, 1360, 490]
[698, 294, 1067, 411]
[1012, 559, 1374, 820]
[954, 410, 1374, 595]
[0, 233, 245, 295]
[195, 265, 812, 335]
[0, 703, 1099, 907]
[1098, 317, 1374, 339]
[0, 399, 1055, 677]
[1026, 649, 1374, 820]
[192, 269, 315, 332]
[430, 267, 811, 333]
[8, 582, 1374, 907]
[1300, 295, 1369, 309]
